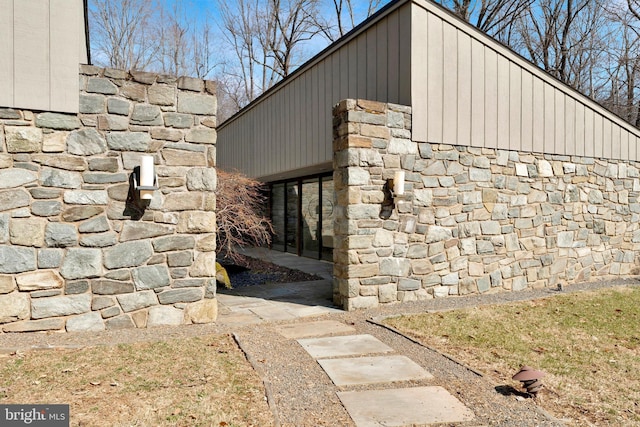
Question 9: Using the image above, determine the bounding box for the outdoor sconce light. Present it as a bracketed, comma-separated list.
[133, 155, 158, 201]
[388, 170, 405, 198]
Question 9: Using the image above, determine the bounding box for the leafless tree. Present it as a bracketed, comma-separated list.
[312, 0, 385, 42]
[434, 0, 533, 39]
[509, 0, 606, 91]
[90, 0, 159, 71]
[90, 0, 219, 79]
[154, 2, 219, 79]
[597, 2, 640, 126]
[217, 0, 320, 106]
[215, 170, 273, 262]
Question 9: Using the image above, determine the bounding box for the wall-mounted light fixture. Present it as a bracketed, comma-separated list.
[392, 170, 405, 197]
[381, 170, 406, 218]
[133, 155, 158, 201]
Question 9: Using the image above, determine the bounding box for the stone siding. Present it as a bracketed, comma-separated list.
[333, 99, 640, 310]
[0, 66, 218, 332]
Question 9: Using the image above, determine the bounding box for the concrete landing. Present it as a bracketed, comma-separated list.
[298, 334, 394, 359]
[337, 386, 476, 427]
[276, 320, 356, 339]
[318, 355, 433, 386]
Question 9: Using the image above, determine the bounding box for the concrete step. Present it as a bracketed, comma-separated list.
[337, 386, 475, 426]
[318, 355, 433, 386]
[297, 334, 394, 359]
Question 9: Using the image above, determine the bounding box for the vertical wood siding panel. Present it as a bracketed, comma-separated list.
[509, 62, 522, 151]
[14, 0, 50, 110]
[356, 34, 367, 97]
[457, 32, 472, 147]
[613, 125, 622, 160]
[575, 102, 585, 157]
[584, 108, 595, 158]
[543, 82, 555, 154]
[603, 118, 612, 159]
[329, 54, 338, 107]
[427, 13, 443, 143]
[325, 58, 334, 161]
[410, 6, 429, 142]
[311, 65, 319, 165]
[339, 45, 349, 99]
[532, 76, 544, 153]
[0, 0, 14, 108]
[294, 78, 301, 171]
[387, 10, 400, 103]
[398, 4, 411, 105]
[593, 113, 603, 159]
[623, 130, 630, 161]
[442, 22, 458, 145]
[565, 97, 576, 157]
[366, 28, 377, 99]
[496, 55, 510, 149]
[288, 83, 295, 171]
[348, 40, 358, 99]
[376, 19, 388, 100]
[318, 60, 329, 162]
[554, 92, 565, 155]
[470, 39, 485, 148]
[309, 68, 316, 164]
[630, 134, 637, 162]
[484, 48, 498, 148]
[521, 70, 533, 152]
[50, 0, 79, 112]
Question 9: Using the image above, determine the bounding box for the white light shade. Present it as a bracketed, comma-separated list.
[393, 170, 405, 196]
[140, 189, 154, 200]
[140, 155, 155, 187]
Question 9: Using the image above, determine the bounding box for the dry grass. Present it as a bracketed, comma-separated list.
[384, 286, 640, 426]
[0, 334, 273, 427]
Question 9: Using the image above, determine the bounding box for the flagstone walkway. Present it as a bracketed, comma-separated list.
[218, 249, 564, 426]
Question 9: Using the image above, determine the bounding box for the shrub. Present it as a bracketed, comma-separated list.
[215, 169, 273, 262]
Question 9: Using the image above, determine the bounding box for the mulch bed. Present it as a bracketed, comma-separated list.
[218, 255, 322, 288]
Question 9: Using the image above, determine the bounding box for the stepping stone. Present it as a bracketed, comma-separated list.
[318, 355, 433, 386]
[337, 386, 475, 426]
[249, 305, 297, 321]
[276, 320, 356, 339]
[298, 334, 393, 359]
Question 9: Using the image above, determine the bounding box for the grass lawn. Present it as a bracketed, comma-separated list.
[0, 334, 273, 427]
[384, 286, 640, 426]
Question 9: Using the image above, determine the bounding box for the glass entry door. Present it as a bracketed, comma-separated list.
[269, 173, 334, 260]
[302, 179, 320, 257]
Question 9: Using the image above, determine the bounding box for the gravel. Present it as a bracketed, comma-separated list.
[220, 255, 322, 287]
[2, 274, 638, 426]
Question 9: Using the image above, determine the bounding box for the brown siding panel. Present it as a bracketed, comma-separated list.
[470, 38, 485, 148]
[443, 22, 458, 145]
[427, 12, 443, 143]
[457, 32, 472, 147]
[484, 48, 498, 148]
[521, 70, 533, 152]
[0, 0, 14, 108]
[14, 0, 50, 111]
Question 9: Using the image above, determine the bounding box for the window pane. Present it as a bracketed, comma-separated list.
[302, 178, 320, 258]
[271, 183, 285, 250]
[321, 177, 335, 261]
[286, 181, 299, 253]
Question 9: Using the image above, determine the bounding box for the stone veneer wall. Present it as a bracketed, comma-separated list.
[0, 65, 218, 332]
[333, 99, 640, 310]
